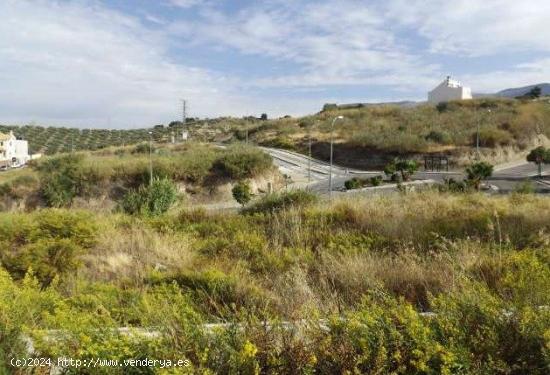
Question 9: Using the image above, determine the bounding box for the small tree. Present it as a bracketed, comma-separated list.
[527, 86, 542, 99]
[385, 159, 418, 182]
[232, 181, 252, 206]
[526, 146, 550, 177]
[465, 161, 493, 190]
[395, 160, 419, 181]
[121, 178, 177, 216]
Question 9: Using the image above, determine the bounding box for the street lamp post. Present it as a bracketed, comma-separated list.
[476, 109, 491, 160]
[148, 131, 153, 186]
[308, 125, 312, 184]
[329, 115, 344, 200]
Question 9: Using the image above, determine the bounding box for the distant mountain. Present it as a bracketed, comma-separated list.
[495, 83, 550, 98]
[322, 101, 419, 112]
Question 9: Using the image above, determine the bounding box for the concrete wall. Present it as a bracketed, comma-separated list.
[428, 79, 472, 104]
[0, 137, 29, 165]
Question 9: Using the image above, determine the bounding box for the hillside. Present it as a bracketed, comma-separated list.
[496, 83, 550, 98]
[1, 192, 549, 373]
[0, 142, 279, 212]
[3, 97, 550, 169]
[241, 97, 550, 168]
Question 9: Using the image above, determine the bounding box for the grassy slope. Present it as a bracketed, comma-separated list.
[0, 142, 276, 211]
[246, 98, 550, 167]
[3, 98, 549, 165]
[1, 192, 549, 372]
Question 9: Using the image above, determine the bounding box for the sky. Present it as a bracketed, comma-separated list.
[1, 0, 549, 128]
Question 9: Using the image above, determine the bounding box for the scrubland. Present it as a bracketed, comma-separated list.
[240, 98, 550, 167]
[1, 191, 549, 373]
[4, 98, 550, 168]
[0, 142, 277, 212]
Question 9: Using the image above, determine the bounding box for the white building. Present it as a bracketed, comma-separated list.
[428, 76, 472, 104]
[0, 131, 30, 168]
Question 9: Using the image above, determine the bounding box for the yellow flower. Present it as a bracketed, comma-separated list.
[242, 340, 258, 358]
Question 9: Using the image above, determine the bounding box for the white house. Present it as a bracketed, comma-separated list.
[0, 131, 30, 168]
[428, 76, 472, 104]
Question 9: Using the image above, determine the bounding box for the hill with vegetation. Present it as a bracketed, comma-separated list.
[0, 142, 278, 212]
[242, 97, 550, 168]
[3, 98, 549, 169]
[0, 191, 549, 373]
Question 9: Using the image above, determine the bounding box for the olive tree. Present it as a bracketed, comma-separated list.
[526, 146, 550, 177]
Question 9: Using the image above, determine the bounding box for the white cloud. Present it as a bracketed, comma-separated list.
[171, 0, 440, 90]
[0, 0, 248, 127]
[167, 0, 204, 9]
[1, 0, 549, 128]
[385, 0, 550, 56]
[464, 58, 550, 93]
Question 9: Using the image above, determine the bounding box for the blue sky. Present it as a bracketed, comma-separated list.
[1, 0, 549, 128]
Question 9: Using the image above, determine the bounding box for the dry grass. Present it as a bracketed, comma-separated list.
[81, 217, 195, 283]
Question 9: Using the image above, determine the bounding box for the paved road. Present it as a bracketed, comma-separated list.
[261, 147, 550, 194]
[260, 147, 382, 193]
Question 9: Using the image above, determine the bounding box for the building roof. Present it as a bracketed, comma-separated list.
[0, 131, 15, 141]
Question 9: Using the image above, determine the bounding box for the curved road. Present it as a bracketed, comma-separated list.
[261, 147, 550, 194]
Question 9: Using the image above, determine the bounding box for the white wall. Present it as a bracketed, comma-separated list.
[428, 81, 472, 104]
[0, 137, 29, 165]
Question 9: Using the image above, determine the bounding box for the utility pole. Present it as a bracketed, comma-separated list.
[329, 116, 344, 200]
[308, 126, 312, 184]
[476, 109, 491, 160]
[148, 131, 153, 186]
[181, 99, 187, 142]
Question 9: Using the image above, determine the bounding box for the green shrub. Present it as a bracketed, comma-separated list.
[370, 175, 383, 186]
[465, 161, 494, 189]
[314, 294, 460, 374]
[344, 177, 364, 190]
[36, 154, 85, 207]
[243, 190, 317, 214]
[0, 210, 97, 286]
[0, 269, 60, 370]
[474, 128, 513, 148]
[0, 174, 39, 199]
[514, 180, 535, 194]
[212, 146, 272, 180]
[440, 177, 469, 192]
[384, 159, 418, 181]
[132, 142, 154, 154]
[425, 130, 452, 144]
[431, 283, 550, 374]
[3, 239, 83, 287]
[261, 136, 295, 150]
[232, 181, 252, 206]
[120, 177, 178, 216]
[149, 269, 265, 315]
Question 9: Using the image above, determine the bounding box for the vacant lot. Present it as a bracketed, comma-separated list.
[1, 191, 549, 373]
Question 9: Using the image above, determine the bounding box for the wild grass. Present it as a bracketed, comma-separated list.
[1, 191, 549, 373]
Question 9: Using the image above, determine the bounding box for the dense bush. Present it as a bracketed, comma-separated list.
[132, 142, 154, 154]
[345, 176, 384, 190]
[243, 190, 317, 214]
[474, 128, 513, 147]
[465, 161, 494, 189]
[0, 210, 97, 286]
[425, 129, 452, 144]
[36, 154, 86, 207]
[344, 177, 365, 190]
[0, 174, 39, 200]
[120, 178, 178, 216]
[384, 159, 419, 181]
[212, 146, 272, 180]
